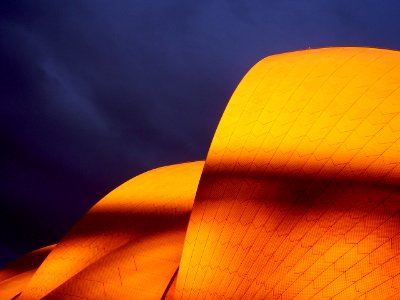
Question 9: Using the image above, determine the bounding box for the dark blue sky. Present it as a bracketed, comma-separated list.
[1, 0, 400, 267]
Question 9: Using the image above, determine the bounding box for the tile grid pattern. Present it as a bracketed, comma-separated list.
[18, 161, 204, 300]
[176, 48, 400, 299]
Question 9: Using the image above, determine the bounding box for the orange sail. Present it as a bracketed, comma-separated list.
[3, 47, 400, 299]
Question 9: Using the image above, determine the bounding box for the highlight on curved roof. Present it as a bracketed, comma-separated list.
[2, 47, 400, 299]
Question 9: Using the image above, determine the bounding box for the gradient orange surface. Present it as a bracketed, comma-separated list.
[176, 47, 400, 299]
[0, 245, 55, 300]
[18, 161, 204, 299]
[2, 47, 400, 299]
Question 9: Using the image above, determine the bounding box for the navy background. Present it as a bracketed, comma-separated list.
[1, 0, 400, 267]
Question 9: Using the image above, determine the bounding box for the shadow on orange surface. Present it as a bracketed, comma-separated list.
[177, 174, 400, 298]
[0, 245, 55, 300]
[3, 47, 400, 299]
[18, 161, 204, 300]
